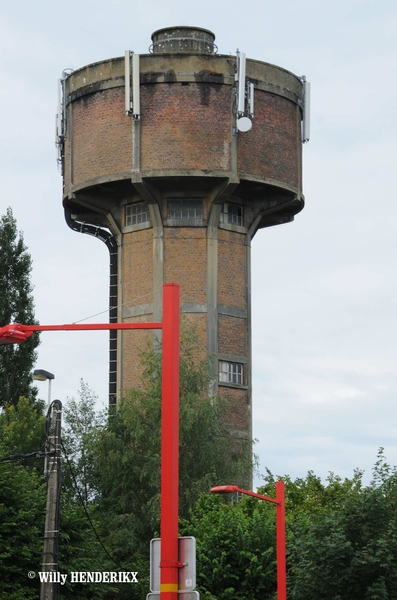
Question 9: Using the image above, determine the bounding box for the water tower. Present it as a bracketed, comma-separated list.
[57, 26, 309, 443]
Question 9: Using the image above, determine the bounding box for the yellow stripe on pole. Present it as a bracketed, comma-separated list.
[160, 584, 179, 592]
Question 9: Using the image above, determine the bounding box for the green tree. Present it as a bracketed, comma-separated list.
[0, 397, 46, 600]
[178, 452, 397, 600]
[0, 394, 109, 600]
[74, 330, 255, 600]
[180, 493, 277, 600]
[62, 380, 105, 503]
[262, 450, 397, 600]
[0, 396, 46, 458]
[0, 207, 40, 407]
[58, 382, 115, 599]
[0, 461, 45, 600]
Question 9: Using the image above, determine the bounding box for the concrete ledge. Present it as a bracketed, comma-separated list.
[219, 382, 249, 390]
[181, 303, 207, 313]
[218, 354, 248, 364]
[122, 303, 153, 318]
[227, 428, 250, 439]
[218, 305, 247, 319]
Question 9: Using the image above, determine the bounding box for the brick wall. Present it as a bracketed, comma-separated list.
[180, 313, 208, 363]
[71, 88, 131, 187]
[141, 83, 231, 173]
[218, 386, 248, 430]
[164, 227, 207, 304]
[121, 228, 154, 393]
[122, 228, 153, 303]
[218, 315, 247, 358]
[218, 229, 246, 309]
[121, 323, 153, 394]
[237, 91, 299, 188]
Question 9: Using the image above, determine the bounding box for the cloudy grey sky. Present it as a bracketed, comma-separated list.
[1, 0, 396, 489]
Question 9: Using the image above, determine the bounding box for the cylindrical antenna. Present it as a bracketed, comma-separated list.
[125, 50, 131, 114]
[55, 79, 62, 142]
[132, 53, 140, 119]
[248, 82, 254, 118]
[302, 77, 310, 143]
[237, 51, 246, 115]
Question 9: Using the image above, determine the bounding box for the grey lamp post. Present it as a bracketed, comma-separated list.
[33, 369, 55, 408]
[33, 369, 55, 479]
[33, 369, 60, 600]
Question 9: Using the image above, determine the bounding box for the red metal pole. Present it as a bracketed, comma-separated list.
[276, 481, 287, 600]
[160, 283, 180, 600]
[211, 483, 287, 598]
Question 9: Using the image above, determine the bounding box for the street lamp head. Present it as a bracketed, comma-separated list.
[210, 485, 240, 494]
[33, 369, 55, 381]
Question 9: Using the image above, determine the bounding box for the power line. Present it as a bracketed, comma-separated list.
[0, 450, 49, 463]
[61, 442, 125, 571]
[73, 286, 163, 324]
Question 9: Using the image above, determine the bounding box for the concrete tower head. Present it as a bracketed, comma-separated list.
[58, 26, 308, 442]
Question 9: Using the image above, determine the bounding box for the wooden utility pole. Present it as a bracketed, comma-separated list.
[40, 400, 62, 600]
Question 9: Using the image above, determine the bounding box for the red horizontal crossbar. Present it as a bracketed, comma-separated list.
[210, 485, 279, 505]
[23, 322, 162, 332]
[0, 322, 163, 345]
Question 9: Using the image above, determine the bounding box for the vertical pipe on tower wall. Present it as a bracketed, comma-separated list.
[108, 239, 118, 405]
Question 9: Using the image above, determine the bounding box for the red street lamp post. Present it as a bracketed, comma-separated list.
[160, 282, 180, 600]
[0, 282, 181, 600]
[210, 482, 287, 600]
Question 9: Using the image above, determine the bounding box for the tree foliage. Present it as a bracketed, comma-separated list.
[186, 449, 397, 600]
[0, 396, 45, 458]
[0, 461, 45, 600]
[0, 207, 39, 407]
[180, 493, 277, 600]
[3, 388, 397, 600]
[56, 331, 255, 600]
[0, 397, 46, 600]
[286, 449, 397, 600]
[5, 320, 397, 599]
[62, 380, 105, 503]
[93, 330, 254, 563]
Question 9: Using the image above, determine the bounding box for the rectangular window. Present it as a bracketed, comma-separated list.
[126, 202, 150, 226]
[168, 199, 202, 221]
[219, 361, 243, 385]
[226, 203, 243, 226]
[220, 203, 244, 227]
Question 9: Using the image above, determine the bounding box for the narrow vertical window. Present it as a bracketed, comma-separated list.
[227, 204, 243, 226]
[221, 203, 243, 227]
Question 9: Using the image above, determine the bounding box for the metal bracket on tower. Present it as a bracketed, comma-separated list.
[301, 75, 311, 143]
[235, 49, 254, 133]
[55, 69, 73, 175]
[55, 78, 66, 174]
[236, 49, 246, 117]
[125, 51, 140, 120]
[247, 82, 254, 118]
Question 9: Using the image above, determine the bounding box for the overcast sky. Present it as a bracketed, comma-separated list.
[1, 0, 396, 489]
